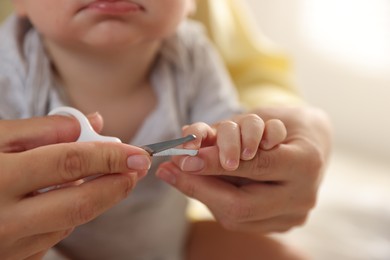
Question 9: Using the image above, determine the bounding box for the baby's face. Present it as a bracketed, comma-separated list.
[12, 0, 192, 49]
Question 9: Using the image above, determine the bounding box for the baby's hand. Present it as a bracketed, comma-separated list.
[182, 114, 287, 171]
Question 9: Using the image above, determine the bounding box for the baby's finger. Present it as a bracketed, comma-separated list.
[236, 114, 264, 160]
[260, 119, 287, 150]
[216, 121, 241, 171]
[182, 122, 215, 149]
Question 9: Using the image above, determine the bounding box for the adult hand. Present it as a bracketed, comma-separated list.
[0, 114, 151, 259]
[157, 106, 332, 233]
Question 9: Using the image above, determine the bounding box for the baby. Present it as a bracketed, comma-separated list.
[0, 0, 286, 259]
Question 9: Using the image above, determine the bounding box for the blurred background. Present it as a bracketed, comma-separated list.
[1, 1, 389, 259]
[243, 0, 390, 259]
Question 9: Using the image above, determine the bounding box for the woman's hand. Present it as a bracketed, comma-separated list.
[0, 114, 151, 259]
[157, 106, 332, 233]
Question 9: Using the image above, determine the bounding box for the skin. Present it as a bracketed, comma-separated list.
[0, 114, 151, 259]
[158, 106, 332, 235]
[12, 0, 194, 144]
[186, 220, 309, 260]
[4, 0, 333, 259]
[12, 0, 192, 49]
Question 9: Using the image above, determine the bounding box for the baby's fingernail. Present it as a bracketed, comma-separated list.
[87, 112, 100, 122]
[180, 156, 205, 171]
[225, 159, 239, 170]
[127, 155, 151, 170]
[260, 140, 271, 150]
[156, 168, 177, 185]
[242, 148, 255, 160]
[183, 142, 198, 150]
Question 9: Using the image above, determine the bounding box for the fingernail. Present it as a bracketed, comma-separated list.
[260, 140, 270, 150]
[180, 156, 205, 171]
[156, 168, 176, 185]
[127, 155, 151, 170]
[225, 159, 239, 170]
[242, 148, 255, 160]
[87, 112, 100, 123]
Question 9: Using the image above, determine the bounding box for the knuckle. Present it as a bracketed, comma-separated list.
[288, 189, 317, 214]
[68, 197, 96, 226]
[235, 113, 263, 123]
[304, 192, 317, 212]
[275, 214, 309, 233]
[101, 145, 123, 174]
[218, 216, 241, 231]
[59, 146, 88, 182]
[181, 181, 197, 198]
[251, 153, 272, 176]
[218, 195, 253, 228]
[118, 174, 136, 198]
[245, 113, 263, 123]
[227, 198, 253, 221]
[186, 122, 209, 134]
[303, 145, 325, 179]
[274, 225, 293, 233]
[294, 214, 309, 227]
[58, 143, 125, 183]
[195, 122, 209, 129]
[301, 193, 318, 211]
[219, 120, 238, 129]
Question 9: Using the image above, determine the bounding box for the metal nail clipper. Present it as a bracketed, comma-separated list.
[49, 106, 198, 156]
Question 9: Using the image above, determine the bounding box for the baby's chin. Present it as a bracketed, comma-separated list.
[79, 25, 152, 49]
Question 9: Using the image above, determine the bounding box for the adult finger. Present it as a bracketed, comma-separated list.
[25, 250, 49, 260]
[0, 114, 103, 153]
[17, 229, 73, 260]
[157, 162, 313, 230]
[173, 137, 323, 182]
[0, 228, 72, 260]
[4, 142, 151, 195]
[12, 172, 137, 236]
[171, 145, 295, 181]
[156, 162, 288, 221]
